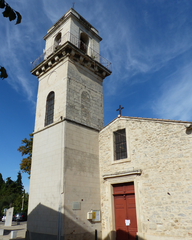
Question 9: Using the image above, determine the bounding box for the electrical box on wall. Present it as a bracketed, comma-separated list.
[92, 210, 101, 222]
[87, 210, 101, 222]
[87, 211, 93, 220]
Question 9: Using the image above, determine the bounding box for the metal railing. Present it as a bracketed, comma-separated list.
[31, 32, 112, 72]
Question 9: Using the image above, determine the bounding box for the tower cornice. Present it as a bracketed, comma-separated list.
[31, 41, 111, 79]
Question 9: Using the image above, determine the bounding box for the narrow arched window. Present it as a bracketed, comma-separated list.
[45, 91, 55, 126]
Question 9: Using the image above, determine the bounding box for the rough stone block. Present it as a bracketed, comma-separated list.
[0, 229, 4, 236]
[10, 231, 17, 239]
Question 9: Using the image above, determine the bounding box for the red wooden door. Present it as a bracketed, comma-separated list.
[113, 183, 137, 240]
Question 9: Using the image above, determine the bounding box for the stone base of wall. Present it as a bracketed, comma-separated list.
[26, 230, 100, 240]
[26, 230, 64, 240]
[138, 233, 192, 240]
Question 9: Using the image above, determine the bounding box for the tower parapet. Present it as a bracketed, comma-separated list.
[31, 8, 112, 77]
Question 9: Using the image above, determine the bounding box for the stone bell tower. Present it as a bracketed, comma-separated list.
[27, 8, 111, 240]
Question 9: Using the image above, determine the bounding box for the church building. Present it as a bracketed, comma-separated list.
[27, 8, 192, 240]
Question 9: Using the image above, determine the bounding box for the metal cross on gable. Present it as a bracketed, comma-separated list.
[116, 105, 124, 116]
[72, 2, 75, 9]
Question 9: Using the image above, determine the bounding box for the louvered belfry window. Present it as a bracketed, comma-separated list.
[114, 129, 127, 160]
[45, 91, 55, 126]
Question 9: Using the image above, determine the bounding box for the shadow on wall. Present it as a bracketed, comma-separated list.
[26, 204, 145, 240]
[25, 203, 100, 240]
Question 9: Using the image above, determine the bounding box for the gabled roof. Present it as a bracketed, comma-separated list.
[100, 116, 192, 132]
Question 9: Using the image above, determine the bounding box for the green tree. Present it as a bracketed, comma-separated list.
[0, 173, 5, 192]
[0, 176, 17, 213]
[23, 192, 29, 213]
[0, 173, 28, 215]
[0, 173, 5, 212]
[5, 177, 17, 195]
[16, 171, 23, 194]
[18, 133, 33, 177]
[14, 191, 29, 213]
[5, 177, 13, 189]
[0, 0, 22, 79]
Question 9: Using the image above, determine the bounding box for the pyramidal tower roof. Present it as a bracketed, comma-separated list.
[44, 8, 102, 41]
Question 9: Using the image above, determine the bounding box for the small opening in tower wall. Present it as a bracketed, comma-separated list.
[54, 32, 62, 50]
[80, 32, 89, 54]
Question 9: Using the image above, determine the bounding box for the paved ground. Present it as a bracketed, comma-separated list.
[0, 221, 26, 240]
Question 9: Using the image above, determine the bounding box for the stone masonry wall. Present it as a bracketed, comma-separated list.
[28, 122, 64, 237]
[99, 117, 192, 240]
[66, 59, 104, 130]
[70, 17, 100, 55]
[34, 60, 68, 132]
[63, 121, 102, 239]
[45, 18, 70, 51]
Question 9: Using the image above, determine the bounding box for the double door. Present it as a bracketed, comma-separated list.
[113, 183, 137, 240]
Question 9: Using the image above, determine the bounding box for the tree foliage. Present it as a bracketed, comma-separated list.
[18, 133, 33, 177]
[0, 66, 8, 79]
[0, 0, 22, 24]
[16, 172, 23, 194]
[0, 0, 22, 80]
[0, 172, 28, 215]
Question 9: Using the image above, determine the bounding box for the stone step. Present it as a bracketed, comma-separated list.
[0, 222, 26, 240]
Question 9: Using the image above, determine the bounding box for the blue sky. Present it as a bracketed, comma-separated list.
[1, 0, 192, 192]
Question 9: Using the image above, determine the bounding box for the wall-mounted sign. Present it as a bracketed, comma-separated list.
[125, 219, 130, 226]
[72, 202, 81, 210]
[5, 207, 14, 227]
[92, 210, 100, 222]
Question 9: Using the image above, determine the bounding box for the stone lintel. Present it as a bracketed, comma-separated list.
[102, 169, 142, 179]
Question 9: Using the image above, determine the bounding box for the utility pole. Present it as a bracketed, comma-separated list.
[21, 194, 24, 211]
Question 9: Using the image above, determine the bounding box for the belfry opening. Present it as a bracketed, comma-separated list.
[80, 32, 89, 54]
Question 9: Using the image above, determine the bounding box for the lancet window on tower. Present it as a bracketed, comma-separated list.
[45, 91, 55, 126]
[54, 32, 62, 50]
[80, 32, 89, 54]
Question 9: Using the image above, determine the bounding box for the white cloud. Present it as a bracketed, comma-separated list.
[0, 4, 41, 105]
[152, 63, 192, 121]
[98, 1, 192, 101]
[41, 0, 72, 24]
